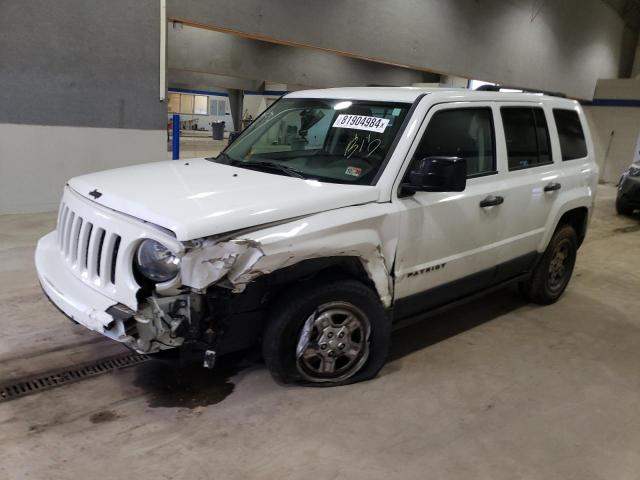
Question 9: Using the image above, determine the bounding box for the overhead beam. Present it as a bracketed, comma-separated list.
[168, 26, 434, 90]
[167, 0, 630, 99]
[168, 69, 264, 92]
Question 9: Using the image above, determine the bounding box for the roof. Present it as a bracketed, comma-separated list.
[286, 87, 442, 103]
[285, 86, 579, 106]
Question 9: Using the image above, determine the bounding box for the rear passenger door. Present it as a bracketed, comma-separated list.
[493, 104, 563, 271]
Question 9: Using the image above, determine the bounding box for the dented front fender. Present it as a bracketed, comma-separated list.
[180, 239, 265, 291]
[179, 204, 399, 307]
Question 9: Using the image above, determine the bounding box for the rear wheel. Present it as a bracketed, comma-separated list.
[520, 224, 577, 305]
[263, 279, 390, 386]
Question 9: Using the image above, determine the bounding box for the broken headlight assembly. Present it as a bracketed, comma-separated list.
[135, 239, 180, 282]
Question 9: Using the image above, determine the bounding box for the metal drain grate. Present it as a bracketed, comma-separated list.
[0, 352, 149, 403]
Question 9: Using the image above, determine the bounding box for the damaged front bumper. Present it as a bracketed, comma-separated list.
[36, 231, 192, 354]
[37, 232, 129, 341]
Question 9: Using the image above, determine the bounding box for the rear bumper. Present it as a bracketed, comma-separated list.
[35, 231, 129, 343]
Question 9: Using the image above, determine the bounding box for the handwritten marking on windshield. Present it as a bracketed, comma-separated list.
[344, 132, 382, 159]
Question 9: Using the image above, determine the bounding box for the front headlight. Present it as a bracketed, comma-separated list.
[135, 239, 180, 282]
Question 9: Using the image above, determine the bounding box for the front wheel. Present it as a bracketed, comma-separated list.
[262, 279, 391, 386]
[520, 224, 577, 305]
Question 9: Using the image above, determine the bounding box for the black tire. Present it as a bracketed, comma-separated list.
[616, 197, 634, 216]
[262, 279, 391, 386]
[520, 224, 577, 305]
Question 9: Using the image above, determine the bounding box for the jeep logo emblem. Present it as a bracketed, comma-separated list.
[89, 189, 102, 199]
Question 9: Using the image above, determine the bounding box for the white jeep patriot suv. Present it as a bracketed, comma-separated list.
[36, 87, 598, 386]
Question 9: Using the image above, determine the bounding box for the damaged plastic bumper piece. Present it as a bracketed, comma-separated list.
[36, 232, 130, 342]
[35, 231, 186, 353]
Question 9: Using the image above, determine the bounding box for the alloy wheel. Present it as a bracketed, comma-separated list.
[295, 301, 371, 383]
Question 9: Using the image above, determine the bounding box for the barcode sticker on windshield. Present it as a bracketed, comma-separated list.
[332, 114, 389, 133]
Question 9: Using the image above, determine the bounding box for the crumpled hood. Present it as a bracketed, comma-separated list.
[68, 158, 379, 241]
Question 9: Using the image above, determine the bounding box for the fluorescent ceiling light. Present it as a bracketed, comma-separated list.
[334, 101, 352, 110]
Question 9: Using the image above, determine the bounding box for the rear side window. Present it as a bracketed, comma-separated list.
[553, 109, 587, 160]
[415, 107, 495, 177]
[501, 107, 552, 170]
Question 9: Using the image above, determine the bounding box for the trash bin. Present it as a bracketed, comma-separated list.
[211, 121, 225, 140]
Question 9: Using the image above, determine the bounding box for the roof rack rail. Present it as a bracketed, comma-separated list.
[475, 84, 566, 98]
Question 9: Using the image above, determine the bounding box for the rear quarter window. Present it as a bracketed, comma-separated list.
[553, 109, 587, 160]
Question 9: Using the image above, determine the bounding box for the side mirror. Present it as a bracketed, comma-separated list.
[401, 156, 466, 194]
[228, 131, 241, 145]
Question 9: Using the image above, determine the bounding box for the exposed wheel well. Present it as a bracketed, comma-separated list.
[266, 256, 377, 295]
[203, 256, 379, 355]
[557, 207, 588, 247]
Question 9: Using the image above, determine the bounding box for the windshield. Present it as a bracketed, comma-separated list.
[209, 98, 411, 185]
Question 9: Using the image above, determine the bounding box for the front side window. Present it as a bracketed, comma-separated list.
[211, 98, 410, 185]
[501, 107, 552, 170]
[553, 109, 587, 160]
[412, 107, 495, 177]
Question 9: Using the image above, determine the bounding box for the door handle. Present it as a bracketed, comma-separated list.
[544, 182, 562, 192]
[479, 195, 504, 208]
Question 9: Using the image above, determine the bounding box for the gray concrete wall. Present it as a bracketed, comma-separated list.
[0, 0, 166, 129]
[632, 34, 640, 78]
[168, 0, 630, 99]
[168, 26, 434, 89]
[0, 0, 167, 214]
[585, 105, 640, 182]
[584, 79, 640, 183]
[619, 26, 639, 78]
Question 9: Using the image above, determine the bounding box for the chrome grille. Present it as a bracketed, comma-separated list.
[57, 202, 121, 287]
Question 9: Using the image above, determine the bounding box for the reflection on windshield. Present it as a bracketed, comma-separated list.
[210, 99, 410, 185]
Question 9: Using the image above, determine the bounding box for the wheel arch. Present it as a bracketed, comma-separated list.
[539, 193, 592, 252]
[204, 255, 384, 355]
[556, 207, 589, 247]
[264, 255, 379, 294]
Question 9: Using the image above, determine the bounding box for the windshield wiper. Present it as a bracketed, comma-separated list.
[210, 152, 307, 179]
[231, 160, 306, 179]
[211, 151, 232, 163]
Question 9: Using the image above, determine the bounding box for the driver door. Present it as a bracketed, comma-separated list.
[393, 102, 507, 319]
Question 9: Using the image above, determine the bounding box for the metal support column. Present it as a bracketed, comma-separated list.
[227, 89, 244, 134]
[172, 114, 180, 160]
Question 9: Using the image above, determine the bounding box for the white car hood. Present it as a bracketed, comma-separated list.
[68, 158, 379, 241]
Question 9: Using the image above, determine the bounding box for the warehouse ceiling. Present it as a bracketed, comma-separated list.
[603, 0, 640, 29]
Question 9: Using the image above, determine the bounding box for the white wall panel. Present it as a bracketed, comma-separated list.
[0, 125, 166, 214]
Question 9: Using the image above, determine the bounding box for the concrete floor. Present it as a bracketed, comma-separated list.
[0, 185, 639, 479]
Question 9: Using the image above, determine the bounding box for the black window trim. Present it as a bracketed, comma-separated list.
[501, 106, 555, 172]
[408, 105, 498, 180]
[372, 95, 426, 184]
[552, 108, 588, 162]
[467, 169, 499, 179]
